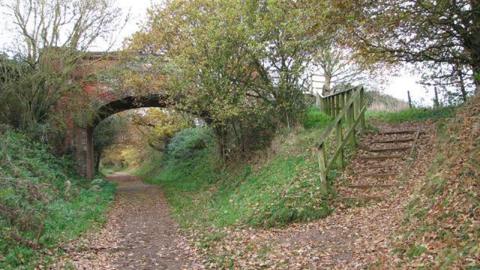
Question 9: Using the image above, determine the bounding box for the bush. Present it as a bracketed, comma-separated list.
[166, 127, 216, 160]
[139, 127, 220, 193]
[303, 107, 333, 129]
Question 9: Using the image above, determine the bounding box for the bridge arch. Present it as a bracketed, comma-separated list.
[62, 51, 206, 179]
[75, 94, 171, 179]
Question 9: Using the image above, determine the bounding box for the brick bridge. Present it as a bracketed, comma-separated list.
[64, 52, 172, 179]
[64, 51, 315, 178]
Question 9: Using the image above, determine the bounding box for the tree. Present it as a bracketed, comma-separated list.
[313, 42, 365, 96]
[2, 0, 125, 65]
[337, 0, 480, 96]
[129, 0, 325, 158]
[0, 55, 26, 127]
[0, 0, 126, 140]
[0, 54, 68, 134]
[129, 109, 191, 152]
[419, 62, 474, 104]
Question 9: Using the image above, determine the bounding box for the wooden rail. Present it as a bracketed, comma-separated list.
[317, 87, 367, 190]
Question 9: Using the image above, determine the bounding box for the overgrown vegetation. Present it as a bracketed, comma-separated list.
[0, 130, 115, 269]
[0, 0, 126, 144]
[393, 97, 480, 268]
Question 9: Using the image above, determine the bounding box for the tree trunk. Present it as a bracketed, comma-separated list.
[466, 0, 480, 95]
[433, 87, 440, 108]
[214, 126, 228, 161]
[94, 150, 101, 174]
[475, 79, 480, 96]
[474, 66, 480, 96]
[456, 65, 468, 102]
[468, 61, 480, 95]
[407, 91, 413, 108]
[322, 73, 332, 96]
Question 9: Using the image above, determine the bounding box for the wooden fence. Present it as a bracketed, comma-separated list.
[317, 87, 367, 190]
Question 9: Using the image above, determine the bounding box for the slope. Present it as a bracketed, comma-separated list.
[0, 129, 115, 269]
[390, 96, 480, 267]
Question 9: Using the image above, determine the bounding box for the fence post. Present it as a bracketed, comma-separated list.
[360, 87, 366, 130]
[330, 97, 334, 117]
[348, 103, 357, 146]
[326, 97, 331, 116]
[339, 92, 345, 118]
[332, 96, 337, 118]
[336, 120, 345, 168]
[354, 88, 360, 121]
[330, 96, 335, 118]
[335, 95, 339, 118]
[408, 90, 413, 108]
[346, 91, 352, 111]
[333, 95, 336, 118]
[321, 97, 327, 114]
[318, 142, 328, 191]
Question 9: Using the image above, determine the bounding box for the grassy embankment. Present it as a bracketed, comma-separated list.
[391, 100, 479, 268]
[365, 102, 478, 267]
[136, 107, 342, 229]
[0, 130, 115, 269]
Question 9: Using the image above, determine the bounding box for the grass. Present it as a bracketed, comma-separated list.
[302, 107, 333, 129]
[366, 106, 456, 123]
[0, 130, 115, 269]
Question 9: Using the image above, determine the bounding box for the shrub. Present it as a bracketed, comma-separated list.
[166, 127, 216, 161]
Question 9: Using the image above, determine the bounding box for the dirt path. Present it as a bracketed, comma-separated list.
[57, 173, 202, 269]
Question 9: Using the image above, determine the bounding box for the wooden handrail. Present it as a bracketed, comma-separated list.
[316, 86, 367, 190]
[320, 86, 359, 98]
[317, 88, 363, 147]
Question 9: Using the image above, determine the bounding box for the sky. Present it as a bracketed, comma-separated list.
[0, 0, 434, 106]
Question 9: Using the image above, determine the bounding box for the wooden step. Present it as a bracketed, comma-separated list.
[360, 154, 403, 160]
[360, 172, 397, 178]
[372, 138, 415, 144]
[347, 184, 397, 189]
[359, 165, 397, 170]
[351, 169, 398, 175]
[340, 196, 384, 203]
[368, 146, 411, 153]
[378, 130, 419, 135]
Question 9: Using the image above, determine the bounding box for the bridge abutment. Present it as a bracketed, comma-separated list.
[73, 126, 95, 179]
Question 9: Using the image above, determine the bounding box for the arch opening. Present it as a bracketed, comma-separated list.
[78, 94, 207, 179]
[79, 94, 170, 179]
